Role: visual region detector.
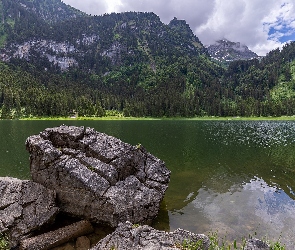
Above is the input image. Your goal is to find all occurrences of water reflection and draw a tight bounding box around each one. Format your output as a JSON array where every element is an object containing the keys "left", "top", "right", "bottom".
[
  {"left": 168, "top": 177, "right": 295, "bottom": 248},
  {"left": 164, "top": 121, "right": 295, "bottom": 248}
]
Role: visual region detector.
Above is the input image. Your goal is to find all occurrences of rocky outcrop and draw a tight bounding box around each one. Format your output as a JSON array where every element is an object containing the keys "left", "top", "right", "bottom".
[
  {"left": 0, "top": 177, "right": 59, "bottom": 248},
  {"left": 90, "top": 222, "right": 270, "bottom": 250},
  {"left": 26, "top": 125, "right": 171, "bottom": 227},
  {"left": 206, "top": 39, "right": 259, "bottom": 63},
  {"left": 91, "top": 221, "right": 210, "bottom": 250},
  {"left": 245, "top": 238, "right": 270, "bottom": 250}
]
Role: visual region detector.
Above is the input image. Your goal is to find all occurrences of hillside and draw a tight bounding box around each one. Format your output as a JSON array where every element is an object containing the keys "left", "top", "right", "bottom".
[{"left": 0, "top": 0, "right": 295, "bottom": 118}]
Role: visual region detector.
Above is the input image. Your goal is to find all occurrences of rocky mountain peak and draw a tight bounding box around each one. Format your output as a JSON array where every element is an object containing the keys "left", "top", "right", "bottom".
[
  {"left": 3, "top": 0, "right": 85, "bottom": 24},
  {"left": 168, "top": 17, "right": 195, "bottom": 38},
  {"left": 206, "top": 38, "right": 258, "bottom": 63}
]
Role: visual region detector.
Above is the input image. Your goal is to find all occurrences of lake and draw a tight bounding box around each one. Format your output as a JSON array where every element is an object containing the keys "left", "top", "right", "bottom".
[{"left": 1, "top": 120, "right": 295, "bottom": 247}]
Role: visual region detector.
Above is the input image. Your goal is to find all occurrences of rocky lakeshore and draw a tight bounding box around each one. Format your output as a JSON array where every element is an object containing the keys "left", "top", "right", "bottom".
[{"left": 0, "top": 125, "right": 271, "bottom": 249}]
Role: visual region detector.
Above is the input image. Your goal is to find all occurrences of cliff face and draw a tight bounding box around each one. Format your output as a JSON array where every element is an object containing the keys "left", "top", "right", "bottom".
[
  {"left": 0, "top": 0, "right": 208, "bottom": 72},
  {"left": 1, "top": 36, "right": 99, "bottom": 70},
  {"left": 206, "top": 39, "right": 259, "bottom": 63}
]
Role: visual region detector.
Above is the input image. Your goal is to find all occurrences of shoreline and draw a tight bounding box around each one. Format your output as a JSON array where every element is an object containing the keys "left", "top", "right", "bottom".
[{"left": 14, "top": 115, "right": 295, "bottom": 121}]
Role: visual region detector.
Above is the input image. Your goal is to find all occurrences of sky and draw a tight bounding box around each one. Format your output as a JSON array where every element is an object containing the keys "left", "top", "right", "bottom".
[{"left": 62, "top": 0, "right": 295, "bottom": 56}]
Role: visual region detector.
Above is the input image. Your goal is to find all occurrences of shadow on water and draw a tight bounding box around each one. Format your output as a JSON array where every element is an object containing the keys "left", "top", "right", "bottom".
[{"left": 1, "top": 120, "right": 295, "bottom": 247}]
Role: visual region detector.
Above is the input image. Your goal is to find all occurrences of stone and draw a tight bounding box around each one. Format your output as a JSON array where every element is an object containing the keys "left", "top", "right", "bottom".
[
  {"left": 26, "top": 125, "right": 171, "bottom": 227},
  {"left": 76, "top": 236, "right": 91, "bottom": 250},
  {"left": 0, "top": 177, "right": 59, "bottom": 248},
  {"left": 19, "top": 220, "right": 93, "bottom": 250},
  {"left": 91, "top": 221, "right": 210, "bottom": 250},
  {"left": 245, "top": 238, "right": 270, "bottom": 250}
]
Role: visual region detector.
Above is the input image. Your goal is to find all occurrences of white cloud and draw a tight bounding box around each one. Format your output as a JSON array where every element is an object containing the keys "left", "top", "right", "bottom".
[
  {"left": 106, "top": 0, "right": 124, "bottom": 13},
  {"left": 62, "top": 0, "right": 295, "bottom": 56}
]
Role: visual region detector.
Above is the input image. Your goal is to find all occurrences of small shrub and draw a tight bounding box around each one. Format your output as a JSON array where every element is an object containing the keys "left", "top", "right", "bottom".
[
  {"left": 132, "top": 223, "right": 140, "bottom": 228},
  {"left": 270, "top": 241, "right": 286, "bottom": 250},
  {"left": 181, "top": 239, "right": 204, "bottom": 250},
  {"left": 0, "top": 233, "right": 9, "bottom": 250}
]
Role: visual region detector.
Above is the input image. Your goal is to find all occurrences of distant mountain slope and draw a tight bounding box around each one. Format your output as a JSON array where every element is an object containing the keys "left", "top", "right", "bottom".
[
  {"left": 3, "top": 0, "right": 85, "bottom": 24},
  {"left": 0, "top": 10, "right": 209, "bottom": 73},
  {"left": 0, "top": 0, "right": 85, "bottom": 46},
  {"left": 2, "top": 0, "right": 295, "bottom": 119},
  {"left": 206, "top": 39, "right": 258, "bottom": 63}
]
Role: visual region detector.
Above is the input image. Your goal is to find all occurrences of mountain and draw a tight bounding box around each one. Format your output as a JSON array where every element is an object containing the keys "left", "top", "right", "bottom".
[
  {"left": 1, "top": 0, "right": 295, "bottom": 119},
  {"left": 0, "top": 1, "right": 208, "bottom": 72},
  {"left": 2, "top": 0, "right": 84, "bottom": 24},
  {"left": 0, "top": 0, "right": 85, "bottom": 47},
  {"left": 206, "top": 39, "right": 259, "bottom": 63},
  {"left": 0, "top": 0, "right": 223, "bottom": 118}
]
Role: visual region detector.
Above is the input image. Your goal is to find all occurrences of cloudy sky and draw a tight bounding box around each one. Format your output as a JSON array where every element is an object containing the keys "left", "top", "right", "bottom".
[{"left": 62, "top": 0, "right": 295, "bottom": 56}]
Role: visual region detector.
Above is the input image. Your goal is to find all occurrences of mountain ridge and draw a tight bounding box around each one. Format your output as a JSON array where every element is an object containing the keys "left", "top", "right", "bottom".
[
  {"left": 0, "top": 7, "right": 209, "bottom": 73},
  {"left": 206, "top": 38, "right": 259, "bottom": 63}
]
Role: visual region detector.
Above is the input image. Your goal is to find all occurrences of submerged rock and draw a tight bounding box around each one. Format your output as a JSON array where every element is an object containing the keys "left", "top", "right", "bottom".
[
  {"left": 26, "top": 125, "right": 171, "bottom": 227},
  {"left": 91, "top": 221, "right": 210, "bottom": 250},
  {"left": 0, "top": 177, "right": 59, "bottom": 248}
]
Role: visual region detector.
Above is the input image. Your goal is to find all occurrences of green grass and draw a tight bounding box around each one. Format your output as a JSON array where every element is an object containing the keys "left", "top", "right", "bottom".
[
  {"left": 19, "top": 116, "right": 160, "bottom": 121},
  {"left": 180, "top": 239, "right": 204, "bottom": 250},
  {"left": 0, "top": 233, "right": 9, "bottom": 250},
  {"left": 17, "top": 115, "right": 295, "bottom": 121},
  {"left": 206, "top": 232, "right": 286, "bottom": 250},
  {"left": 175, "top": 236, "right": 285, "bottom": 250}
]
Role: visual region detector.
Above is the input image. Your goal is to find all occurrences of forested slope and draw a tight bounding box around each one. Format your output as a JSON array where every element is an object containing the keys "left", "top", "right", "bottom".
[{"left": 1, "top": 0, "right": 295, "bottom": 118}]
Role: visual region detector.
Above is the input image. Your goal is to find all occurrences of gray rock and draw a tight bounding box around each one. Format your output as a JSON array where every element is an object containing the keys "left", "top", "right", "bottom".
[
  {"left": 206, "top": 39, "right": 259, "bottom": 62},
  {"left": 245, "top": 238, "right": 270, "bottom": 250},
  {"left": 0, "top": 177, "right": 59, "bottom": 248},
  {"left": 91, "top": 221, "right": 210, "bottom": 250},
  {"left": 26, "top": 125, "right": 171, "bottom": 227}
]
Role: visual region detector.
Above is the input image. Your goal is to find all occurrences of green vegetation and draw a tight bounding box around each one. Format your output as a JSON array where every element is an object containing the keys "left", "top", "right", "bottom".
[
  {"left": 175, "top": 233, "right": 286, "bottom": 250},
  {"left": 1, "top": 0, "right": 295, "bottom": 120},
  {"left": 132, "top": 224, "right": 140, "bottom": 228},
  {"left": 206, "top": 232, "right": 286, "bottom": 250},
  {"left": 0, "top": 233, "right": 9, "bottom": 250},
  {"left": 180, "top": 239, "right": 204, "bottom": 249}
]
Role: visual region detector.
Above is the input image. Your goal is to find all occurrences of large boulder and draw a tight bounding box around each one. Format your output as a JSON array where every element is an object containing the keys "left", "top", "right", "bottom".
[
  {"left": 26, "top": 125, "right": 171, "bottom": 227},
  {"left": 91, "top": 221, "right": 210, "bottom": 250},
  {"left": 0, "top": 177, "right": 59, "bottom": 248}
]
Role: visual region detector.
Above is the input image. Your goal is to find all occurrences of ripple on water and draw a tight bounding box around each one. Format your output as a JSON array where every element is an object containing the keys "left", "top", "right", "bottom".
[{"left": 205, "top": 121, "right": 295, "bottom": 148}]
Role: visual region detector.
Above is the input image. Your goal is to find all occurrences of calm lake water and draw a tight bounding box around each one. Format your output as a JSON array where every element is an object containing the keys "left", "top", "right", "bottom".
[{"left": 1, "top": 120, "right": 295, "bottom": 247}]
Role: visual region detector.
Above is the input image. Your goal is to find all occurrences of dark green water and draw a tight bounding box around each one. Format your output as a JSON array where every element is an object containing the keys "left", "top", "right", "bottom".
[{"left": 1, "top": 120, "right": 295, "bottom": 247}]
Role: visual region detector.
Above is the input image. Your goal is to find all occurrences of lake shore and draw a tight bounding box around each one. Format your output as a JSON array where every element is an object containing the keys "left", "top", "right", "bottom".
[{"left": 18, "top": 115, "right": 295, "bottom": 121}]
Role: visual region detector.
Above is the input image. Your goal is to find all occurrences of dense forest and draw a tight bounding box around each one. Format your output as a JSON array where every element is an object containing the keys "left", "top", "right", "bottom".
[{"left": 1, "top": 0, "right": 295, "bottom": 119}]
